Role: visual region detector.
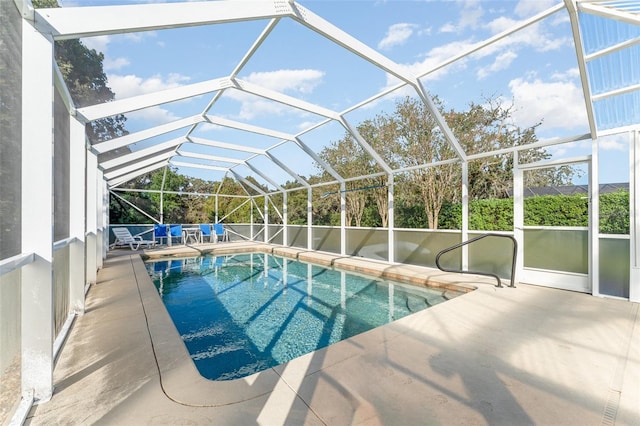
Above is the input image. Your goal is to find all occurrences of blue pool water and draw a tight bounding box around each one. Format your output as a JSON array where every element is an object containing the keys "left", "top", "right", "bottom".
[{"left": 145, "top": 253, "right": 462, "bottom": 380}]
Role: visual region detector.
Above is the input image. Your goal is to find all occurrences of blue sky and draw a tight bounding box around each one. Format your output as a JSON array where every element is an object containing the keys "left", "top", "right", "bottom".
[{"left": 60, "top": 0, "right": 633, "bottom": 187}]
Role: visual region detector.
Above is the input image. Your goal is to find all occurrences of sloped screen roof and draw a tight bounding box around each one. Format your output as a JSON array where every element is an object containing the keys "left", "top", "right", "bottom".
[{"left": 32, "top": 0, "right": 640, "bottom": 192}]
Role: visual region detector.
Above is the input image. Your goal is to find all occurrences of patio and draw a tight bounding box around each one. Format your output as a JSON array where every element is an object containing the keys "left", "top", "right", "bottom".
[{"left": 25, "top": 243, "right": 640, "bottom": 425}]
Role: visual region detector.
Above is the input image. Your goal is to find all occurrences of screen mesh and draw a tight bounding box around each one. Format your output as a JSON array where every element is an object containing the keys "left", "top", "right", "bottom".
[
  {"left": 54, "top": 88, "right": 70, "bottom": 241},
  {"left": 0, "top": 0, "right": 22, "bottom": 259}
]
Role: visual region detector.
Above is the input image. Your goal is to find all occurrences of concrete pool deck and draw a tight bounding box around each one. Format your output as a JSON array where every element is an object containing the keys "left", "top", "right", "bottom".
[{"left": 26, "top": 242, "right": 640, "bottom": 425}]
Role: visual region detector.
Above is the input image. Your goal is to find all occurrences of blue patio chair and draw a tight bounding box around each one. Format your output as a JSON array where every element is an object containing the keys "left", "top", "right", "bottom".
[
  {"left": 199, "top": 224, "right": 214, "bottom": 243},
  {"left": 153, "top": 223, "right": 168, "bottom": 245},
  {"left": 169, "top": 224, "right": 183, "bottom": 245},
  {"left": 213, "top": 223, "right": 228, "bottom": 242}
]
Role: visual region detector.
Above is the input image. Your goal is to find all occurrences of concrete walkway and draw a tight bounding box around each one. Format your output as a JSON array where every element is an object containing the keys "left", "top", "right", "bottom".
[{"left": 26, "top": 243, "right": 639, "bottom": 425}]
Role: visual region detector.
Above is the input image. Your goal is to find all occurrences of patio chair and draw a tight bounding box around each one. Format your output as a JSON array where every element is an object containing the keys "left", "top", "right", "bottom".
[
  {"left": 213, "top": 223, "right": 229, "bottom": 242},
  {"left": 111, "top": 227, "right": 156, "bottom": 250},
  {"left": 169, "top": 224, "right": 183, "bottom": 245},
  {"left": 199, "top": 224, "right": 214, "bottom": 243},
  {"left": 153, "top": 223, "right": 168, "bottom": 245}
]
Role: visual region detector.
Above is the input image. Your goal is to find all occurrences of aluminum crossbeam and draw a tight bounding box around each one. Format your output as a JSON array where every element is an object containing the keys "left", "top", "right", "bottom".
[
  {"left": 244, "top": 161, "right": 285, "bottom": 192},
  {"left": 230, "top": 170, "right": 266, "bottom": 195},
  {"left": 93, "top": 115, "right": 204, "bottom": 154},
  {"left": 265, "top": 152, "right": 310, "bottom": 188},
  {"left": 578, "top": 1, "right": 640, "bottom": 26},
  {"left": 100, "top": 137, "right": 185, "bottom": 169},
  {"left": 288, "top": 2, "right": 416, "bottom": 84},
  {"left": 205, "top": 115, "right": 295, "bottom": 141},
  {"left": 176, "top": 150, "right": 245, "bottom": 164},
  {"left": 77, "top": 78, "right": 231, "bottom": 122},
  {"left": 34, "top": 1, "right": 294, "bottom": 40},
  {"left": 170, "top": 160, "right": 228, "bottom": 172},
  {"left": 104, "top": 150, "right": 175, "bottom": 180},
  {"left": 108, "top": 160, "right": 169, "bottom": 187},
  {"left": 232, "top": 78, "right": 340, "bottom": 119},
  {"left": 186, "top": 136, "right": 266, "bottom": 154}
]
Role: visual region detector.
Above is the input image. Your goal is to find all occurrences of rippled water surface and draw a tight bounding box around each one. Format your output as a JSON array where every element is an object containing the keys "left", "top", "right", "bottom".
[{"left": 145, "top": 253, "right": 462, "bottom": 380}]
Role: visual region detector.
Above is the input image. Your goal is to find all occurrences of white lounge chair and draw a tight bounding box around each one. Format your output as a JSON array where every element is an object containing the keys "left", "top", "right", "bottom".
[{"left": 111, "top": 227, "right": 156, "bottom": 250}]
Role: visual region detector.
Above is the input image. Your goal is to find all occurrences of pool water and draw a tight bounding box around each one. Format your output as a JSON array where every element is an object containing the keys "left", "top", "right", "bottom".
[{"left": 145, "top": 253, "right": 462, "bottom": 380}]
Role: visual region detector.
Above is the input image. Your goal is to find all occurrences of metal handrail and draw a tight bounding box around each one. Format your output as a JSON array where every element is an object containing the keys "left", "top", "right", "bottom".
[{"left": 435, "top": 233, "right": 517, "bottom": 288}]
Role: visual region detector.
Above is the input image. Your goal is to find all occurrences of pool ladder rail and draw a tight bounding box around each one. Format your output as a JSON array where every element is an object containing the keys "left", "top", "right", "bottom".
[{"left": 435, "top": 233, "right": 517, "bottom": 288}]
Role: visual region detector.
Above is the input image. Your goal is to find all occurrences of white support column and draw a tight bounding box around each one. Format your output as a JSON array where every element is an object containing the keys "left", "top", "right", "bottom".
[
  {"left": 630, "top": 130, "right": 640, "bottom": 302},
  {"left": 307, "top": 188, "right": 313, "bottom": 250},
  {"left": 21, "top": 22, "right": 54, "bottom": 402},
  {"left": 387, "top": 174, "right": 395, "bottom": 263},
  {"left": 590, "top": 138, "right": 600, "bottom": 296},
  {"left": 250, "top": 200, "right": 254, "bottom": 241},
  {"left": 86, "top": 151, "right": 98, "bottom": 286},
  {"left": 461, "top": 161, "right": 469, "bottom": 270},
  {"left": 513, "top": 151, "right": 524, "bottom": 283},
  {"left": 69, "top": 116, "right": 86, "bottom": 314},
  {"left": 283, "top": 192, "right": 288, "bottom": 246},
  {"left": 95, "top": 169, "right": 105, "bottom": 268},
  {"left": 263, "top": 196, "right": 269, "bottom": 243},
  {"left": 214, "top": 194, "right": 219, "bottom": 224},
  {"left": 100, "top": 175, "right": 108, "bottom": 263},
  {"left": 340, "top": 182, "right": 346, "bottom": 256}
]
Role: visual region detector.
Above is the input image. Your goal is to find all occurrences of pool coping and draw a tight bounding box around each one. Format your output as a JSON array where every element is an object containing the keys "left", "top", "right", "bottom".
[
  {"left": 139, "top": 242, "right": 486, "bottom": 406},
  {"left": 142, "top": 242, "right": 483, "bottom": 293}
]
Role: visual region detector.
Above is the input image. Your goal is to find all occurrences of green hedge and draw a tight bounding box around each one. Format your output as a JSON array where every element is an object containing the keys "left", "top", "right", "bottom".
[{"left": 438, "top": 190, "right": 629, "bottom": 234}]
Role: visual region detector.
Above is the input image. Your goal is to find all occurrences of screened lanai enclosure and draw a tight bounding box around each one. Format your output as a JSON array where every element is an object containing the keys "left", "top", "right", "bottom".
[{"left": 1, "top": 0, "right": 640, "bottom": 421}]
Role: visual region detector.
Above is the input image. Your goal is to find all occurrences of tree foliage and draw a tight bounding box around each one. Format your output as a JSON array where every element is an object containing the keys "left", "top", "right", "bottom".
[{"left": 33, "top": 0, "right": 129, "bottom": 160}]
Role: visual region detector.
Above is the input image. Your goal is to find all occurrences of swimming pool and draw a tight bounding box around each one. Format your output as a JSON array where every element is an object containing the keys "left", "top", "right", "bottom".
[{"left": 145, "top": 253, "right": 463, "bottom": 380}]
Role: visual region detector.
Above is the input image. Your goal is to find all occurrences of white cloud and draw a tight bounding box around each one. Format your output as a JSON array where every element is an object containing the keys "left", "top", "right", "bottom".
[
  {"left": 477, "top": 50, "right": 517, "bottom": 79},
  {"left": 82, "top": 35, "right": 111, "bottom": 53},
  {"left": 106, "top": 73, "right": 191, "bottom": 126},
  {"left": 126, "top": 106, "right": 179, "bottom": 126},
  {"left": 226, "top": 69, "right": 325, "bottom": 120},
  {"left": 439, "top": 0, "right": 484, "bottom": 33},
  {"left": 514, "top": 0, "right": 558, "bottom": 18},
  {"left": 107, "top": 73, "right": 191, "bottom": 99},
  {"left": 390, "top": 38, "right": 476, "bottom": 85},
  {"left": 506, "top": 73, "right": 587, "bottom": 132},
  {"left": 599, "top": 134, "right": 627, "bottom": 151},
  {"left": 104, "top": 57, "right": 130, "bottom": 71},
  {"left": 233, "top": 96, "right": 290, "bottom": 121},
  {"left": 244, "top": 69, "right": 324, "bottom": 94},
  {"left": 396, "top": 12, "right": 567, "bottom": 85},
  {"left": 378, "top": 23, "right": 419, "bottom": 50}
]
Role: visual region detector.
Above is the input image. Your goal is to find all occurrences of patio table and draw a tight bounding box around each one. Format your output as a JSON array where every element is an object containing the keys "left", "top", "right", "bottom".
[{"left": 182, "top": 227, "right": 201, "bottom": 244}]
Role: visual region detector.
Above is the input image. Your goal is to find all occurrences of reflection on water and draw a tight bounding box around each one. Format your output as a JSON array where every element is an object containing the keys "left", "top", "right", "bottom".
[{"left": 146, "top": 253, "right": 463, "bottom": 380}]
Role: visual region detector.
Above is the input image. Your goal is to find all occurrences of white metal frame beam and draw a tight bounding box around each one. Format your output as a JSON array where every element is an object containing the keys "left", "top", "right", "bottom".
[
  {"left": 108, "top": 160, "right": 169, "bottom": 187},
  {"left": 93, "top": 115, "right": 204, "bottom": 154},
  {"left": 175, "top": 150, "right": 245, "bottom": 165},
  {"left": 565, "top": 0, "right": 599, "bottom": 139},
  {"left": 77, "top": 78, "right": 230, "bottom": 122},
  {"left": 578, "top": 1, "right": 640, "bottom": 26},
  {"left": 232, "top": 78, "right": 340, "bottom": 120},
  {"left": 187, "top": 136, "right": 266, "bottom": 154},
  {"left": 104, "top": 150, "right": 176, "bottom": 180},
  {"left": 34, "top": 1, "right": 293, "bottom": 40},
  {"left": 100, "top": 137, "right": 185, "bottom": 170},
  {"left": 289, "top": 2, "right": 415, "bottom": 84}
]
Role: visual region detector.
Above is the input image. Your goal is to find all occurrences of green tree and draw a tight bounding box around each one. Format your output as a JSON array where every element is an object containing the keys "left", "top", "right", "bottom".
[
  {"left": 392, "top": 96, "right": 459, "bottom": 229},
  {"left": 448, "top": 97, "right": 577, "bottom": 200},
  {"left": 318, "top": 135, "right": 370, "bottom": 226},
  {"left": 600, "top": 190, "right": 629, "bottom": 234},
  {"left": 33, "top": 0, "right": 129, "bottom": 162}
]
